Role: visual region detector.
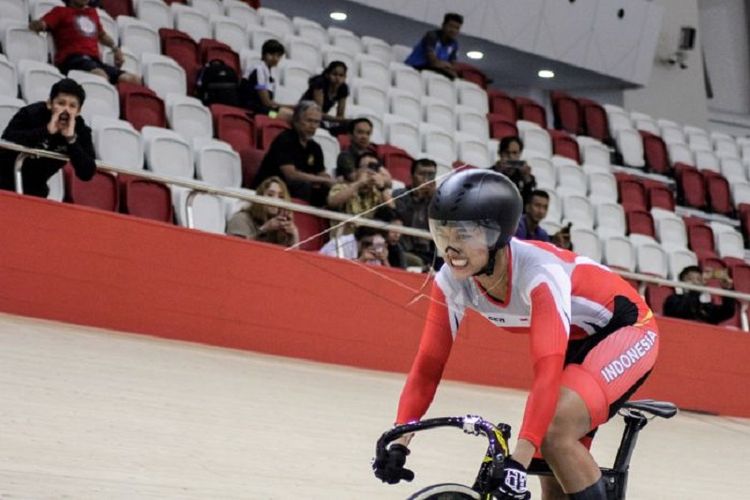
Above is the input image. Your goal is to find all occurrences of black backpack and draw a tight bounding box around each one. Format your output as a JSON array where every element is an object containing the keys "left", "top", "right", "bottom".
[{"left": 196, "top": 59, "right": 239, "bottom": 106}]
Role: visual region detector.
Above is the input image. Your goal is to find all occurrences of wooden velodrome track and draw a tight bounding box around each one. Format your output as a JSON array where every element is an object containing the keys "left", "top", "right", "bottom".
[{"left": 1, "top": 312, "right": 748, "bottom": 499}]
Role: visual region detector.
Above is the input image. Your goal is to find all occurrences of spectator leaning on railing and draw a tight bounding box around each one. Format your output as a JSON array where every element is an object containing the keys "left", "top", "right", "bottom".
[
  {"left": 404, "top": 12, "right": 463, "bottom": 80},
  {"left": 226, "top": 175, "right": 299, "bottom": 247},
  {"left": 0, "top": 79, "right": 96, "bottom": 198},
  {"left": 663, "top": 265, "right": 736, "bottom": 325},
  {"left": 28, "top": 0, "right": 140, "bottom": 85}
]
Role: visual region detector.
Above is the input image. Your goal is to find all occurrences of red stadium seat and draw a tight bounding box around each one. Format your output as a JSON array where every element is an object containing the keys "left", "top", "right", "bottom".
[
  {"left": 729, "top": 263, "right": 750, "bottom": 293},
  {"left": 118, "top": 82, "right": 166, "bottom": 130},
  {"left": 119, "top": 175, "right": 174, "bottom": 223},
  {"left": 618, "top": 179, "right": 648, "bottom": 211},
  {"left": 488, "top": 114, "right": 518, "bottom": 141},
  {"left": 704, "top": 172, "right": 734, "bottom": 216},
  {"left": 548, "top": 130, "right": 580, "bottom": 163},
  {"left": 688, "top": 223, "right": 717, "bottom": 256},
  {"left": 291, "top": 197, "right": 327, "bottom": 251},
  {"left": 551, "top": 91, "right": 582, "bottom": 135},
  {"left": 100, "top": 0, "right": 133, "bottom": 18},
  {"left": 515, "top": 96, "right": 547, "bottom": 129},
  {"left": 625, "top": 208, "right": 655, "bottom": 237},
  {"left": 198, "top": 39, "right": 241, "bottom": 76},
  {"left": 63, "top": 165, "right": 118, "bottom": 212},
  {"left": 454, "top": 62, "right": 489, "bottom": 89},
  {"left": 239, "top": 147, "right": 265, "bottom": 188},
  {"left": 647, "top": 184, "right": 675, "bottom": 211},
  {"left": 254, "top": 114, "right": 291, "bottom": 150},
  {"left": 210, "top": 103, "right": 255, "bottom": 151},
  {"left": 378, "top": 144, "right": 413, "bottom": 185},
  {"left": 644, "top": 284, "right": 674, "bottom": 316},
  {"left": 488, "top": 90, "right": 517, "bottom": 122},
  {"left": 677, "top": 165, "right": 707, "bottom": 210},
  {"left": 578, "top": 98, "right": 611, "bottom": 145},
  {"left": 639, "top": 131, "right": 671, "bottom": 175},
  {"left": 160, "top": 28, "right": 200, "bottom": 95}
]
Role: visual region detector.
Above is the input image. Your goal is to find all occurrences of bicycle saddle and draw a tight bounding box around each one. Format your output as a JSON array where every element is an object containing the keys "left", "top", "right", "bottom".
[{"left": 622, "top": 399, "right": 678, "bottom": 419}]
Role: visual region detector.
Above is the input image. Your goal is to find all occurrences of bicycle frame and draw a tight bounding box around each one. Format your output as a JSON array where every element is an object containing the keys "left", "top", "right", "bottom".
[{"left": 375, "top": 399, "right": 677, "bottom": 500}]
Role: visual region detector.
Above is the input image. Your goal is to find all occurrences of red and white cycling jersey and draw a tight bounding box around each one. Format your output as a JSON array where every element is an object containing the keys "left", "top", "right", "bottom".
[{"left": 396, "top": 237, "right": 655, "bottom": 449}]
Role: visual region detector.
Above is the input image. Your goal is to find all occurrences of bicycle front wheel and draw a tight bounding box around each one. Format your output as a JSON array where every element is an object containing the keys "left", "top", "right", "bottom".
[{"left": 407, "top": 483, "right": 481, "bottom": 500}]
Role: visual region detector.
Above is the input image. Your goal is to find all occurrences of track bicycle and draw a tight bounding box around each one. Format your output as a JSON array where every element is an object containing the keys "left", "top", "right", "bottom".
[{"left": 374, "top": 399, "right": 677, "bottom": 500}]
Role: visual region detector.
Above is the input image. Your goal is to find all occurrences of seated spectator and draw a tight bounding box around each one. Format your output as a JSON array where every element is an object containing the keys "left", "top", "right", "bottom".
[
  {"left": 515, "top": 189, "right": 551, "bottom": 242},
  {"left": 300, "top": 61, "right": 350, "bottom": 134},
  {"left": 28, "top": 0, "right": 139, "bottom": 85},
  {"left": 354, "top": 226, "right": 390, "bottom": 266},
  {"left": 373, "top": 205, "right": 408, "bottom": 269},
  {"left": 336, "top": 118, "right": 392, "bottom": 186},
  {"left": 319, "top": 206, "right": 407, "bottom": 269},
  {"left": 226, "top": 176, "right": 299, "bottom": 247},
  {"left": 250, "top": 101, "right": 333, "bottom": 207},
  {"left": 663, "top": 265, "right": 736, "bottom": 325},
  {"left": 393, "top": 158, "right": 438, "bottom": 268},
  {"left": 404, "top": 12, "right": 463, "bottom": 80},
  {"left": 240, "top": 39, "right": 293, "bottom": 120},
  {"left": 0, "top": 79, "right": 95, "bottom": 198},
  {"left": 327, "top": 151, "right": 391, "bottom": 218},
  {"left": 491, "top": 136, "right": 536, "bottom": 203}
]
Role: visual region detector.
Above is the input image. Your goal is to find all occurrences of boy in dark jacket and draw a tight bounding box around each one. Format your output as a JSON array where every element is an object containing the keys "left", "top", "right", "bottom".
[{"left": 0, "top": 78, "right": 96, "bottom": 198}]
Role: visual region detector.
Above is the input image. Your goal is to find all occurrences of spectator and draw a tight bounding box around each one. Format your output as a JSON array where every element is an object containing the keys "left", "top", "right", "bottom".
[
  {"left": 373, "top": 205, "right": 408, "bottom": 269},
  {"left": 300, "top": 61, "right": 350, "bottom": 134},
  {"left": 0, "top": 79, "right": 95, "bottom": 198},
  {"left": 327, "top": 151, "right": 391, "bottom": 218},
  {"left": 663, "top": 265, "right": 736, "bottom": 325},
  {"left": 250, "top": 101, "right": 333, "bottom": 207},
  {"left": 355, "top": 225, "right": 389, "bottom": 266},
  {"left": 393, "top": 158, "right": 438, "bottom": 268},
  {"left": 240, "top": 39, "right": 293, "bottom": 120},
  {"left": 514, "top": 189, "right": 572, "bottom": 250},
  {"left": 491, "top": 136, "right": 536, "bottom": 203},
  {"left": 337, "top": 118, "right": 392, "bottom": 186},
  {"left": 404, "top": 13, "right": 463, "bottom": 80},
  {"left": 28, "top": 0, "right": 139, "bottom": 85},
  {"left": 319, "top": 206, "right": 407, "bottom": 269},
  {"left": 226, "top": 176, "right": 299, "bottom": 247}
]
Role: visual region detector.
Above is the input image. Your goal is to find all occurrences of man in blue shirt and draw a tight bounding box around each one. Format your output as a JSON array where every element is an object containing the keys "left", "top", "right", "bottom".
[
  {"left": 404, "top": 13, "right": 463, "bottom": 80},
  {"left": 515, "top": 189, "right": 552, "bottom": 242}
]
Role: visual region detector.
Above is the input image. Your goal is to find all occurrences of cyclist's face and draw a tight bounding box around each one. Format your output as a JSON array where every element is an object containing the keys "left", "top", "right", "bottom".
[{"left": 431, "top": 223, "right": 489, "bottom": 279}]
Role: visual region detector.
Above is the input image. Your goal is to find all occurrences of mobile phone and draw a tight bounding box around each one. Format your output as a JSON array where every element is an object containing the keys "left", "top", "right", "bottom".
[{"left": 505, "top": 160, "right": 525, "bottom": 169}]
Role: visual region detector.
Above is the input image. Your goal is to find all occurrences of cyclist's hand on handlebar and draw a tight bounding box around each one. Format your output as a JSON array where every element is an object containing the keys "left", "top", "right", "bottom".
[
  {"left": 373, "top": 444, "right": 414, "bottom": 484},
  {"left": 493, "top": 457, "right": 531, "bottom": 500}
]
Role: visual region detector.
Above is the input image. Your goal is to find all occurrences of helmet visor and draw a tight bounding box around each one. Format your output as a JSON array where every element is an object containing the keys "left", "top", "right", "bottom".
[{"left": 428, "top": 219, "right": 502, "bottom": 257}]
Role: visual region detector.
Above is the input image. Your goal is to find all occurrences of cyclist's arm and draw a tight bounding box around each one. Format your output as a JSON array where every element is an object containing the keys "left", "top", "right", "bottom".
[
  {"left": 513, "top": 282, "right": 568, "bottom": 467},
  {"left": 393, "top": 283, "right": 454, "bottom": 444}
]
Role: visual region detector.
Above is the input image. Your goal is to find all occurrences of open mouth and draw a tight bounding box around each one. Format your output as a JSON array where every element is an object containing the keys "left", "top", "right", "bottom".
[{"left": 449, "top": 256, "right": 469, "bottom": 269}]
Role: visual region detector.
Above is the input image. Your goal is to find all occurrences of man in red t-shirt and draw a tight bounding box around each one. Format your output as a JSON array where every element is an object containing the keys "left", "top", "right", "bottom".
[{"left": 29, "top": 0, "right": 139, "bottom": 85}]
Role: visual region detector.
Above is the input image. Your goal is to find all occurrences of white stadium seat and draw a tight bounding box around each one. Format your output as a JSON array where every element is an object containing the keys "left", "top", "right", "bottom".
[
  {"left": 571, "top": 228, "right": 602, "bottom": 263},
  {"left": 258, "top": 7, "right": 294, "bottom": 38},
  {"left": 556, "top": 163, "right": 587, "bottom": 196},
  {"left": 90, "top": 116, "right": 143, "bottom": 171},
  {"left": 171, "top": 185, "right": 226, "bottom": 233},
  {"left": 667, "top": 142, "right": 694, "bottom": 166},
  {"left": 102, "top": 46, "right": 141, "bottom": 77},
  {"left": 190, "top": 0, "right": 223, "bottom": 17},
  {"left": 362, "top": 35, "right": 393, "bottom": 64},
  {"left": 456, "top": 137, "right": 490, "bottom": 167},
  {"left": 615, "top": 128, "right": 645, "bottom": 168},
  {"left": 0, "top": 95, "right": 26, "bottom": 133},
  {"left": 667, "top": 248, "right": 697, "bottom": 280},
  {"left": 730, "top": 182, "right": 750, "bottom": 207},
  {"left": 30, "top": 0, "right": 63, "bottom": 20},
  {"left": 686, "top": 131, "right": 712, "bottom": 152},
  {"left": 0, "top": 0, "right": 29, "bottom": 23},
  {"left": 577, "top": 136, "right": 610, "bottom": 168},
  {"left": 329, "top": 30, "right": 363, "bottom": 55},
  {"left": 248, "top": 26, "right": 276, "bottom": 51},
  {"left": 455, "top": 105, "right": 488, "bottom": 138},
  {"left": 277, "top": 60, "right": 313, "bottom": 90},
  {"left": 694, "top": 150, "right": 720, "bottom": 173},
  {"left": 67, "top": 70, "right": 120, "bottom": 122},
  {"left": 18, "top": 60, "right": 62, "bottom": 103},
  {"left": 225, "top": 0, "right": 260, "bottom": 29},
  {"left": 587, "top": 172, "right": 618, "bottom": 204},
  {"left": 351, "top": 79, "right": 387, "bottom": 114},
  {"left": 420, "top": 124, "right": 455, "bottom": 166},
  {"left": 594, "top": 202, "right": 626, "bottom": 238},
  {"left": 421, "top": 97, "right": 455, "bottom": 132},
  {"left": 520, "top": 127, "right": 552, "bottom": 159},
  {"left": 0, "top": 54, "right": 18, "bottom": 98},
  {"left": 545, "top": 190, "right": 561, "bottom": 224},
  {"left": 455, "top": 79, "right": 488, "bottom": 114},
  {"left": 292, "top": 16, "right": 327, "bottom": 46},
  {"left": 655, "top": 216, "right": 688, "bottom": 250},
  {"left": 390, "top": 62, "right": 423, "bottom": 97},
  {"left": 719, "top": 157, "right": 746, "bottom": 182},
  {"left": 526, "top": 157, "right": 555, "bottom": 191},
  {"left": 387, "top": 88, "right": 421, "bottom": 124},
  {"left": 634, "top": 241, "right": 668, "bottom": 278},
  {"left": 321, "top": 45, "right": 354, "bottom": 73},
  {"left": 313, "top": 128, "right": 341, "bottom": 177},
  {"left": 141, "top": 53, "right": 187, "bottom": 99},
  {"left": 141, "top": 126, "right": 194, "bottom": 179},
  {"left": 714, "top": 138, "right": 739, "bottom": 159},
  {"left": 135, "top": 0, "right": 173, "bottom": 31},
  {"left": 602, "top": 235, "right": 636, "bottom": 271},
  {"left": 193, "top": 137, "right": 241, "bottom": 188},
  {"left": 1, "top": 21, "right": 49, "bottom": 65},
  {"left": 171, "top": 4, "right": 211, "bottom": 43},
  {"left": 711, "top": 223, "right": 745, "bottom": 259},
  {"left": 384, "top": 114, "right": 419, "bottom": 158},
  {"left": 284, "top": 36, "right": 322, "bottom": 72},
  {"left": 660, "top": 125, "right": 685, "bottom": 145},
  {"left": 165, "top": 93, "right": 213, "bottom": 141},
  {"left": 561, "top": 194, "right": 594, "bottom": 229},
  {"left": 355, "top": 54, "right": 390, "bottom": 89},
  {"left": 422, "top": 71, "right": 456, "bottom": 104},
  {"left": 211, "top": 15, "right": 249, "bottom": 55},
  {"left": 117, "top": 16, "right": 160, "bottom": 58}
]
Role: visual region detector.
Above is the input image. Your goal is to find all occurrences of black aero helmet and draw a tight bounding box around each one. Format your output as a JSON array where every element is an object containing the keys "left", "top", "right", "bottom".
[{"left": 428, "top": 169, "right": 522, "bottom": 274}]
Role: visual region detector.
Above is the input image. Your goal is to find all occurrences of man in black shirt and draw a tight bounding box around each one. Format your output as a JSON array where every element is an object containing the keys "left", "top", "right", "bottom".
[
  {"left": 251, "top": 100, "right": 334, "bottom": 206},
  {"left": 663, "top": 265, "right": 736, "bottom": 325},
  {"left": 1, "top": 78, "right": 96, "bottom": 198},
  {"left": 393, "top": 158, "right": 438, "bottom": 268}
]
